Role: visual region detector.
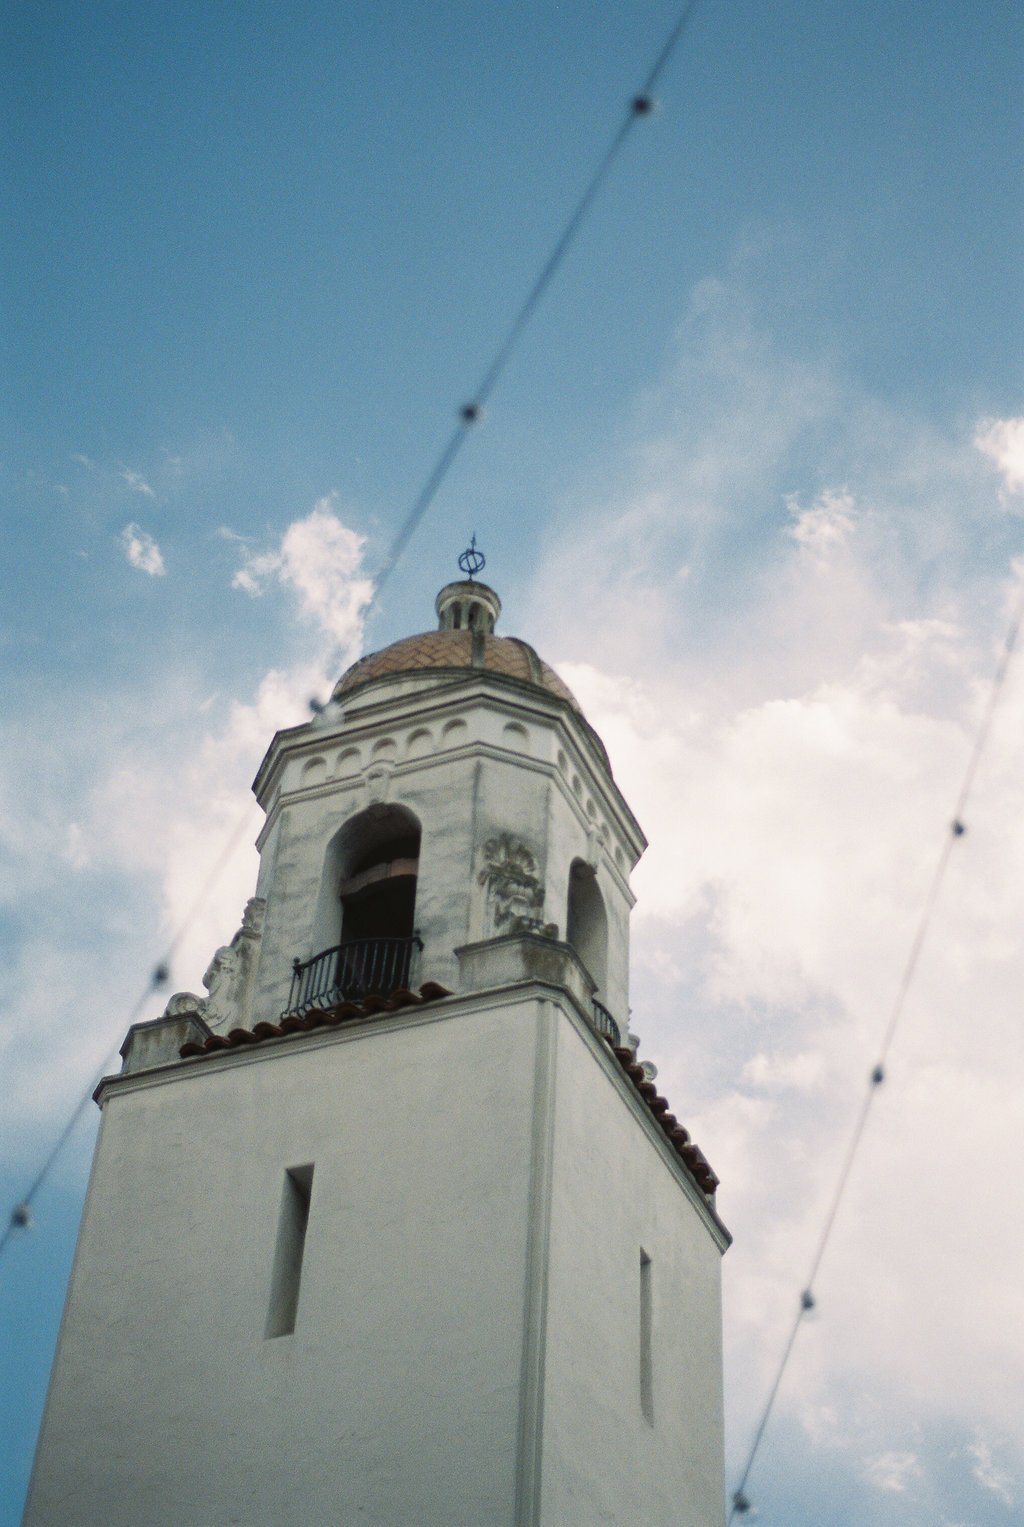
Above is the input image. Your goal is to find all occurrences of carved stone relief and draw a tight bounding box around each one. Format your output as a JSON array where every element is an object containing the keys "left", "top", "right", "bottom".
[
  {"left": 478, "top": 833, "right": 556, "bottom": 939},
  {"left": 362, "top": 762, "right": 394, "bottom": 805},
  {"left": 162, "top": 895, "right": 267, "bottom": 1034},
  {"left": 201, "top": 944, "right": 244, "bottom": 1029},
  {"left": 162, "top": 991, "right": 205, "bottom": 1017}
]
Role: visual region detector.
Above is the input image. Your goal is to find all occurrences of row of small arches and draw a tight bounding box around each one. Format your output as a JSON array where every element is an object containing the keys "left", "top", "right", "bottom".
[
  {"left": 555, "top": 749, "right": 625, "bottom": 870},
  {"left": 299, "top": 719, "right": 533, "bottom": 785},
  {"left": 297, "top": 731, "right": 625, "bottom": 872}
]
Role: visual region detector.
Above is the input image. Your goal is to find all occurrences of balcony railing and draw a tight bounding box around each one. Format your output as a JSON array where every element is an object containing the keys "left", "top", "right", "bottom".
[
  {"left": 286, "top": 934, "right": 423, "bottom": 1017},
  {"left": 591, "top": 998, "right": 621, "bottom": 1045}
]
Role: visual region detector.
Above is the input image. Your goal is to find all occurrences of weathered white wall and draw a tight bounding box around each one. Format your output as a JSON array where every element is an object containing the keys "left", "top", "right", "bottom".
[
  {"left": 26, "top": 993, "right": 727, "bottom": 1527},
  {"left": 25, "top": 1002, "right": 538, "bottom": 1527},
  {"left": 539, "top": 1016, "right": 728, "bottom": 1527},
  {"left": 246, "top": 673, "right": 643, "bottom": 1035}
]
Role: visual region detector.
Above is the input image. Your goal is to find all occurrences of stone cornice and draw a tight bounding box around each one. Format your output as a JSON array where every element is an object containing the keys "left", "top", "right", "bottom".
[
  {"left": 95, "top": 981, "right": 729, "bottom": 1252},
  {"left": 251, "top": 674, "right": 646, "bottom": 865},
  {"left": 252, "top": 669, "right": 643, "bottom": 850}
]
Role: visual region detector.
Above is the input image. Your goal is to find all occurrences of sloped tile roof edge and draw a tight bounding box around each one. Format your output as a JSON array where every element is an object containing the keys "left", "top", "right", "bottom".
[
  {"left": 606, "top": 1042, "right": 721, "bottom": 1200},
  {"left": 178, "top": 981, "right": 453, "bottom": 1059},
  {"left": 178, "top": 983, "right": 721, "bottom": 1202}
]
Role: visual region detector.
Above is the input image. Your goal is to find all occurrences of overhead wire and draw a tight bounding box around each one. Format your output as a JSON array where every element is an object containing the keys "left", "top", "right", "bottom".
[
  {"left": 728, "top": 574, "right": 1024, "bottom": 1521},
  {"left": 2, "top": 0, "right": 708, "bottom": 1257},
  {"left": 374, "top": 0, "right": 704, "bottom": 593},
  {"left": 0, "top": 803, "right": 262, "bottom": 1259}
]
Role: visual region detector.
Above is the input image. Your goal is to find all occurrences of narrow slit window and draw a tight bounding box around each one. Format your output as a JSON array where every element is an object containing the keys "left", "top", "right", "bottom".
[
  {"left": 640, "top": 1248, "right": 654, "bottom": 1424},
  {"left": 265, "top": 1164, "right": 314, "bottom": 1338}
]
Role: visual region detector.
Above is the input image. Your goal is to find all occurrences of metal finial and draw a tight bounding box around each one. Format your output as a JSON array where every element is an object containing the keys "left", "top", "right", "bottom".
[{"left": 458, "top": 534, "right": 485, "bottom": 581}]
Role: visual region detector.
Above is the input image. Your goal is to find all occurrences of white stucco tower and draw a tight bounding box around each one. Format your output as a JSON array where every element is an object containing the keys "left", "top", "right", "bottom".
[{"left": 25, "top": 565, "right": 730, "bottom": 1527}]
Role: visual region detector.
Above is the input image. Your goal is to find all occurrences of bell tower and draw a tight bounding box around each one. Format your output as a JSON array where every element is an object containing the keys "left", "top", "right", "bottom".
[{"left": 24, "top": 555, "right": 730, "bottom": 1527}]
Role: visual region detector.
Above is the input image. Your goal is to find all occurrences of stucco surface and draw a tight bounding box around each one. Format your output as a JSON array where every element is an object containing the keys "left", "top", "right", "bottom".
[
  {"left": 249, "top": 678, "right": 641, "bottom": 1031},
  {"left": 26, "top": 995, "right": 726, "bottom": 1527},
  {"left": 539, "top": 1017, "right": 727, "bottom": 1526},
  {"left": 25, "top": 1005, "right": 537, "bottom": 1527}
]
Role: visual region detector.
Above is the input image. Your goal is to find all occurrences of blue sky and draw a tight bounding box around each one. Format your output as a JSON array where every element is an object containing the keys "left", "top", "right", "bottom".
[{"left": 2, "top": 2, "right": 1023, "bottom": 1523}]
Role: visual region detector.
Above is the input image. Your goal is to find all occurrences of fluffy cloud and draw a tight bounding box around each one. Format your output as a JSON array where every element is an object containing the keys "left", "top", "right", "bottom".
[
  {"left": 527, "top": 276, "right": 1024, "bottom": 1521},
  {"left": 974, "top": 416, "right": 1024, "bottom": 501},
  {"left": 786, "top": 487, "right": 857, "bottom": 561},
  {"left": 966, "top": 1436, "right": 1015, "bottom": 1507},
  {"left": 552, "top": 569, "right": 1024, "bottom": 1521},
  {"left": 863, "top": 1451, "right": 924, "bottom": 1493},
  {"left": 132, "top": 500, "right": 372, "bottom": 978},
  {"left": 2, "top": 499, "right": 373, "bottom": 1143},
  {"left": 232, "top": 495, "right": 374, "bottom": 656},
  {"left": 119, "top": 466, "right": 156, "bottom": 497},
  {"left": 119, "top": 522, "right": 166, "bottom": 576}
]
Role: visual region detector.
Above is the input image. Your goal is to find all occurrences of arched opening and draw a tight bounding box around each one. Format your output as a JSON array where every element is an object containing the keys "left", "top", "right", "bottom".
[
  {"left": 290, "top": 805, "right": 422, "bottom": 1013},
  {"left": 337, "top": 807, "right": 419, "bottom": 945},
  {"left": 566, "top": 860, "right": 608, "bottom": 989},
  {"left": 566, "top": 859, "right": 612, "bottom": 1035}
]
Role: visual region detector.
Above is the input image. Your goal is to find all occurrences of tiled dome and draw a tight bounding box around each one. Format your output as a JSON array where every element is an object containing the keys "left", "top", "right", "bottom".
[
  {"left": 333, "top": 629, "right": 582, "bottom": 712},
  {"left": 331, "top": 578, "right": 611, "bottom": 773}
]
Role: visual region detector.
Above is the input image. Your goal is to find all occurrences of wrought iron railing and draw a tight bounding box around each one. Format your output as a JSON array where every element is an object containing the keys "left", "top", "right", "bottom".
[
  {"left": 591, "top": 998, "right": 621, "bottom": 1045},
  {"left": 286, "top": 934, "right": 423, "bottom": 1016}
]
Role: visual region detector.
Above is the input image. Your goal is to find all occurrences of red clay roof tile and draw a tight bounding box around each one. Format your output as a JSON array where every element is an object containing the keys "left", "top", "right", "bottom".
[
  {"left": 611, "top": 1043, "right": 718, "bottom": 1195},
  {"left": 179, "top": 982, "right": 453, "bottom": 1059},
  {"left": 176, "top": 984, "right": 718, "bottom": 1197}
]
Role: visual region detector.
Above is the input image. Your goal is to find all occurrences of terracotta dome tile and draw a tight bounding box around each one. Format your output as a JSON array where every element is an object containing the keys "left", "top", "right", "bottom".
[{"left": 334, "top": 630, "right": 583, "bottom": 714}]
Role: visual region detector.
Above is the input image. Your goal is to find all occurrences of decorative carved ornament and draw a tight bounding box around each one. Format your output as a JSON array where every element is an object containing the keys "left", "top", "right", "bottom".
[
  {"left": 163, "top": 896, "right": 267, "bottom": 1034},
  {"left": 478, "top": 833, "right": 556, "bottom": 938}
]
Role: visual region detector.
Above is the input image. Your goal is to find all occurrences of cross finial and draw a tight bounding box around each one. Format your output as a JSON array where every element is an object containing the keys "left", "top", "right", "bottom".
[{"left": 457, "top": 534, "right": 485, "bottom": 582}]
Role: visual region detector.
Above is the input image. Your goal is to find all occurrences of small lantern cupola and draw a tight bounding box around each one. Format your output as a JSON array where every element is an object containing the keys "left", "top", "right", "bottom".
[{"left": 435, "top": 537, "right": 501, "bottom": 634}]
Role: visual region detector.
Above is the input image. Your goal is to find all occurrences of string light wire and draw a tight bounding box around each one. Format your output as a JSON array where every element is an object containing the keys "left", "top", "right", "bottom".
[
  {"left": 2, "top": 1, "right": 707, "bottom": 1256},
  {"left": 373, "top": 0, "right": 703, "bottom": 592},
  {"left": 0, "top": 803, "right": 262, "bottom": 1259},
  {"left": 728, "top": 574, "right": 1024, "bottom": 1521}
]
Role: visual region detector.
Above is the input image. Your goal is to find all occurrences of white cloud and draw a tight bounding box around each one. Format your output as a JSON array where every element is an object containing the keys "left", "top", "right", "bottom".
[
  {"left": 0, "top": 664, "right": 331, "bottom": 1138},
  {"left": 71, "top": 453, "right": 96, "bottom": 470},
  {"left": 863, "top": 1451, "right": 923, "bottom": 1493},
  {"left": 1, "top": 500, "right": 375, "bottom": 1144},
  {"left": 64, "top": 822, "right": 89, "bottom": 869},
  {"left": 119, "top": 522, "right": 166, "bottom": 576},
  {"left": 974, "top": 416, "right": 1024, "bottom": 501},
  {"left": 554, "top": 575, "right": 1024, "bottom": 1487},
  {"left": 119, "top": 466, "right": 156, "bottom": 497},
  {"left": 231, "top": 495, "right": 374, "bottom": 656},
  {"left": 741, "top": 1051, "right": 825, "bottom": 1092},
  {"left": 966, "top": 1437, "right": 1015, "bottom": 1507},
  {"left": 526, "top": 277, "right": 1024, "bottom": 1520},
  {"left": 786, "top": 487, "right": 857, "bottom": 561}
]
